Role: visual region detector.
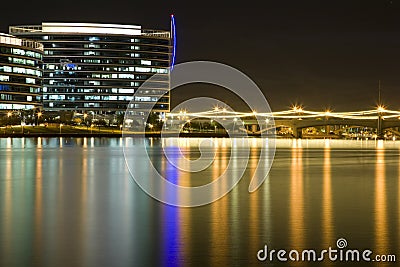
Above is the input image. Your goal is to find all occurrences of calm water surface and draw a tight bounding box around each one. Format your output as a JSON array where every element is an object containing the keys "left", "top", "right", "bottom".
[{"left": 0, "top": 137, "right": 398, "bottom": 267}]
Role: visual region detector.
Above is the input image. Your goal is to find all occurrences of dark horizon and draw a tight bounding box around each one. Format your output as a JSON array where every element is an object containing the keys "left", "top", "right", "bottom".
[{"left": 1, "top": 0, "right": 399, "bottom": 111}]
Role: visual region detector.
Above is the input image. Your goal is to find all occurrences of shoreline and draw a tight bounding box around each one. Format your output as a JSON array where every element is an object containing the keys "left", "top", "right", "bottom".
[
  {"left": 0, "top": 125, "right": 369, "bottom": 139},
  {"left": 0, "top": 132, "right": 355, "bottom": 139}
]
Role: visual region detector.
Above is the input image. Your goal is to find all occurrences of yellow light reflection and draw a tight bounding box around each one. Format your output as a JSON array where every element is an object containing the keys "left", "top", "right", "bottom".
[
  {"left": 211, "top": 140, "right": 229, "bottom": 267},
  {"left": 33, "top": 146, "right": 43, "bottom": 261},
  {"left": 249, "top": 145, "right": 260, "bottom": 261},
  {"left": 375, "top": 148, "right": 388, "bottom": 253},
  {"left": 6, "top": 137, "right": 11, "bottom": 149},
  {"left": 290, "top": 145, "right": 304, "bottom": 249},
  {"left": 37, "top": 137, "right": 42, "bottom": 149},
  {"left": 322, "top": 145, "right": 334, "bottom": 246}
]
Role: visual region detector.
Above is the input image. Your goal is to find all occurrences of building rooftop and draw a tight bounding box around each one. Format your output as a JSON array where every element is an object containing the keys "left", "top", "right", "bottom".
[
  {"left": 0, "top": 32, "right": 44, "bottom": 51},
  {"left": 9, "top": 22, "right": 171, "bottom": 39}
]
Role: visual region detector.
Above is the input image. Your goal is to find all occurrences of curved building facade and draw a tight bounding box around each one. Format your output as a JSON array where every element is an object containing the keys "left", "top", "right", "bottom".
[
  {"left": 0, "top": 33, "right": 43, "bottom": 110},
  {"left": 9, "top": 22, "right": 172, "bottom": 114}
]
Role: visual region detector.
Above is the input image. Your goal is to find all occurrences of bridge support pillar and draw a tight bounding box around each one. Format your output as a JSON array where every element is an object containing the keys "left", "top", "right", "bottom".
[
  {"left": 325, "top": 125, "right": 330, "bottom": 135},
  {"left": 377, "top": 115, "right": 383, "bottom": 139},
  {"left": 293, "top": 127, "right": 302, "bottom": 138}
]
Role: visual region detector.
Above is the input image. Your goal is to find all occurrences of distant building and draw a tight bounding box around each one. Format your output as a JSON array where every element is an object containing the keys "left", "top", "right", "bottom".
[
  {"left": 0, "top": 33, "right": 43, "bottom": 110},
  {"left": 9, "top": 22, "right": 172, "bottom": 117}
]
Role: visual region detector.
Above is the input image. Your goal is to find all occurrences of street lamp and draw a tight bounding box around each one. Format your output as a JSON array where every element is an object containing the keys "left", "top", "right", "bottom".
[
  {"left": 7, "top": 112, "right": 12, "bottom": 126},
  {"left": 59, "top": 123, "right": 63, "bottom": 134},
  {"left": 37, "top": 111, "right": 42, "bottom": 126}
]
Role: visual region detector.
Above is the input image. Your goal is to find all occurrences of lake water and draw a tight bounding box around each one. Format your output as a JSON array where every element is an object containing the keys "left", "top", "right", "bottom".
[{"left": 0, "top": 138, "right": 398, "bottom": 267}]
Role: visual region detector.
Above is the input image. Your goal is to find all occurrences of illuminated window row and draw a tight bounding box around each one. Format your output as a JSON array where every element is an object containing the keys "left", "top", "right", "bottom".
[
  {"left": 12, "top": 48, "right": 42, "bottom": 59},
  {"left": 0, "top": 65, "right": 42, "bottom": 76},
  {"left": 0, "top": 93, "right": 38, "bottom": 102},
  {"left": 43, "top": 95, "right": 161, "bottom": 102},
  {"left": 0, "top": 103, "right": 36, "bottom": 110}
]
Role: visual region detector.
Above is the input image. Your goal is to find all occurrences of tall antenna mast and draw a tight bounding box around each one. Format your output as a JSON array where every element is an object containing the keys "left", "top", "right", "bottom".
[
  {"left": 170, "top": 14, "right": 176, "bottom": 70},
  {"left": 378, "top": 80, "right": 381, "bottom": 106}
]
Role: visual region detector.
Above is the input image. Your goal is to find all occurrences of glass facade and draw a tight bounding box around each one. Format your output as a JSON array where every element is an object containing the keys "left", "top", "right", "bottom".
[
  {"left": 9, "top": 23, "right": 172, "bottom": 114},
  {"left": 0, "top": 33, "right": 43, "bottom": 110}
]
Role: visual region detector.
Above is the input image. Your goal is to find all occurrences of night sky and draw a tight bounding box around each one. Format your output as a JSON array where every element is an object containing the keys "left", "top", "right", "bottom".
[{"left": 1, "top": 0, "right": 400, "bottom": 111}]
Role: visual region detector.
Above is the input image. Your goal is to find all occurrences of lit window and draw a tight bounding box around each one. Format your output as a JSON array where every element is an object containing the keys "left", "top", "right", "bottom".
[
  {"left": 26, "top": 60, "right": 35, "bottom": 66},
  {"left": 119, "top": 74, "right": 135, "bottom": 79},
  {"left": 135, "top": 67, "right": 151, "bottom": 73},
  {"left": 1, "top": 66, "right": 12, "bottom": 73},
  {"left": 26, "top": 78, "right": 35, "bottom": 84},
  {"left": 152, "top": 68, "right": 168, "bottom": 74},
  {"left": 13, "top": 67, "right": 26, "bottom": 74},
  {"left": 141, "top": 60, "right": 151, "bottom": 66},
  {"left": 13, "top": 58, "right": 26, "bottom": 65},
  {"left": 119, "top": 89, "right": 134, "bottom": 94},
  {"left": 12, "top": 48, "right": 25, "bottom": 56}
]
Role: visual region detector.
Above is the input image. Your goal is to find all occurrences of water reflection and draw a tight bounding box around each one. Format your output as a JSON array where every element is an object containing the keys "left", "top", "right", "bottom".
[
  {"left": 0, "top": 138, "right": 399, "bottom": 267},
  {"left": 290, "top": 144, "right": 305, "bottom": 250},
  {"left": 322, "top": 142, "right": 334, "bottom": 246},
  {"left": 210, "top": 143, "right": 229, "bottom": 267},
  {"left": 375, "top": 146, "right": 388, "bottom": 254}
]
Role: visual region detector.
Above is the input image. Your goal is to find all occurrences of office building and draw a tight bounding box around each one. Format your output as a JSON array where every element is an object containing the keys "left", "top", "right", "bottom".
[
  {"left": 9, "top": 22, "right": 172, "bottom": 117},
  {"left": 0, "top": 33, "right": 43, "bottom": 111}
]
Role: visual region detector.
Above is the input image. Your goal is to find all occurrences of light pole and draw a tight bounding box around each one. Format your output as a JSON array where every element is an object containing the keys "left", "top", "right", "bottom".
[
  {"left": 7, "top": 111, "right": 12, "bottom": 127},
  {"left": 37, "top": 111, "right": 42, "bottom": 126},
  {"left": 59, "top": 123, "right": 63, "bottom": 134}
]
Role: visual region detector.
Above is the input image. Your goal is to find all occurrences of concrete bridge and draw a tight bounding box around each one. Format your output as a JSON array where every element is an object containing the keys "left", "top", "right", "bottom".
[
  {"left": 246, "top": 117, "right": 400, "bottom": 138},
  {"left": 166, "top": 107, "right": 400, "bottom": 138}
]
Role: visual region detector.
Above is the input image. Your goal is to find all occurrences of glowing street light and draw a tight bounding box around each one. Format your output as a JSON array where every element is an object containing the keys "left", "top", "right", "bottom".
[
  {"left": 324, "top": 110, "right": 331, "bottom": 116},
  {"left": 59, "top": 123, "right": 63, "bottom": 134},
  {"left": 377, "top": 105, "right": 386, "bottom": 113},
  {"left": 36, "top": 111, "right": 42, "bottom": 125},
  {"left": 6, "top": 111, "right": 12, "bottom": 127}
]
